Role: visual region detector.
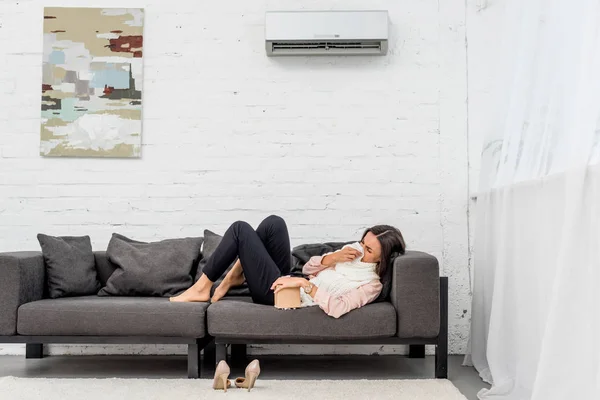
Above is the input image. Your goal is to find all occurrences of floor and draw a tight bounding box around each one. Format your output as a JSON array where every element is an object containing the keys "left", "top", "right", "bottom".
[{"left": 0, "top": 354, "right": 488, "bottom": 400}]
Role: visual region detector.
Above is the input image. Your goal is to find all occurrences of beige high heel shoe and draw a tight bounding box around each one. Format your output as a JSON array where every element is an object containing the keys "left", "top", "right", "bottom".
[
  {"left": 212, "top": 360, "right": 232, "bottom": 392},
  {"left": 234, "top": 359, "right": 260, "bottom": 392}
]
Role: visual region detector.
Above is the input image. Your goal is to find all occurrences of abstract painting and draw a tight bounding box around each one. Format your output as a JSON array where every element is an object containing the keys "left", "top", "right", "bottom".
[{"left": 41, "top": 7, "right": 144, "bottom": 157}]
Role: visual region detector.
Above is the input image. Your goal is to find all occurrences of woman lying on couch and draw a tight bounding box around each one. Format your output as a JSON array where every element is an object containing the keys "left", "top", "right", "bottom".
[{"left": 170, "top": 215, "right": 405, "bottom": 318}]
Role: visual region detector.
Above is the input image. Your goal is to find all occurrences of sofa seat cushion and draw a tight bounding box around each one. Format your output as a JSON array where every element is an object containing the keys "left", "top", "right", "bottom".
[
  {"left": 17, "top": 296, "right": 208, "bottom": 337},
  {"left": 207, "top": 298, "right": 396, "bottom": 340}
]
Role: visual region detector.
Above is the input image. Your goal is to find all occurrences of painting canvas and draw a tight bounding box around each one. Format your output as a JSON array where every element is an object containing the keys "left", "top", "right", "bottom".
[{"left": 41, "top": 7, "right": 144, "bottom": 157}]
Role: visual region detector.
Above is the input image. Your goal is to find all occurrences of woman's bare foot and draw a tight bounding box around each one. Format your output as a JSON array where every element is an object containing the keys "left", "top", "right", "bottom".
[
  {"left": 170, "top": 275, "right": 212, "bottom": 302},
  {"left": 211, "top": 271, "right": 245, "bottom": 303},
  {"left": 169, "top": 287, "right": 210, "bottom": 302}
]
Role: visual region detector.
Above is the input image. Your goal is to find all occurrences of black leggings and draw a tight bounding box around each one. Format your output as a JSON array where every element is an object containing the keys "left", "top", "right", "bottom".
[{"left": 202, "top": 215, "right": 291, "bottom": 305}]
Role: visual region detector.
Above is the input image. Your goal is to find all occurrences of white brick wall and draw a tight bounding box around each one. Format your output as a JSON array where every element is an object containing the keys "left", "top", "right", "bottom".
[{"left": 0, "top": 0, "right": 471, "bottom": 356}]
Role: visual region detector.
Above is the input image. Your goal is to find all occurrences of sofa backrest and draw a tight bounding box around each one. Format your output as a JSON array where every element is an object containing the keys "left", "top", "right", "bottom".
[{"left": 94, "top": 251, "right": 117, "bottom": 287}]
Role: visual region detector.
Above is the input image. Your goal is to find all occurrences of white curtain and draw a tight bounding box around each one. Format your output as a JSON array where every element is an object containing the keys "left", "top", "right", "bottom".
[{"left": 467, "top": 0, "right": 600, "bottom": 399}]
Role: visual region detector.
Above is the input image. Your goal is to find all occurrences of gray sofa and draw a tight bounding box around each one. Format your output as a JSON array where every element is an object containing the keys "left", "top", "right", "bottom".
[{"left": 0, "top": 250, "right": 447, "bottom": 379}]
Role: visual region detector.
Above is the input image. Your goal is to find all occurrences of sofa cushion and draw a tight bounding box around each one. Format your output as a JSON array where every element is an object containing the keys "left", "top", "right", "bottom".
[
  {"left": 207, "top": 298, "right": 396, "bottom": 340},
  {"left": 195, "top": 230, "right": 250, "bottom": 296},
  {"left": 98, "top": 233, "right": 203, "bottom": 297},
  {"left": 17, "top": 296, "right": 208, "bottom": 337},
  {"left": 37, "top": 234, "right": 100, "bottom": 299}
]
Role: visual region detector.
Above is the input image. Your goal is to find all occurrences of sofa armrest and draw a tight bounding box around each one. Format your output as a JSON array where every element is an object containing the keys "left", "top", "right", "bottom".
[
  {"left": 390, "top": 251, "right": 440, "bottom": 338},
  {"left": 0, "top": 252, "right": 45, "bottom": 335}
]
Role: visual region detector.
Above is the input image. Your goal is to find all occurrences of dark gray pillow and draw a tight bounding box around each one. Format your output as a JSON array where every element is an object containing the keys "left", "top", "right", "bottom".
[
  {"left": 195, "top": 230, "right": 249, "bottom": 296},
  {"left": 98, "top": 233, "right": 203, "bottom": 297},
  {"left": 37, "top": 234, "right": 100, "bottom": 299},
  {"left": 291, "top": 241, "right": 395, "bottom": 303}
]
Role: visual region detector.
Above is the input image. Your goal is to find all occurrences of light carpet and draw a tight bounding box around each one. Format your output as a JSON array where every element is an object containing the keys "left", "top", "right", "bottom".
[{"left": 0, "top": 377, "right": 467, "bottom": 400}]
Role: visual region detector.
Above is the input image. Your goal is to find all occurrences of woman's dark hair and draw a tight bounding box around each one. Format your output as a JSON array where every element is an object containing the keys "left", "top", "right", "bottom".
[{"left": 361, "top": 225, "right": 406, "bottom": 278}]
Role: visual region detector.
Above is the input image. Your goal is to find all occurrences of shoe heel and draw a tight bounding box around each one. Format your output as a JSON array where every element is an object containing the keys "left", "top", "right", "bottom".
[
  {"left": 246, "top": 372, "right": 258, "bottom": 392},
  {"left": 220, "top": 374, "right": 228, "bottom": 393}
]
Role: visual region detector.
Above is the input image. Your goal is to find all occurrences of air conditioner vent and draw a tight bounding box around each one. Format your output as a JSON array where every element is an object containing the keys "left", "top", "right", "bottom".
[
  {"left": 273, "top": 41, "right": 381, "bottom": 51},
  {"left": 265, "top": 11, "right": 389, "bottom": 56}
]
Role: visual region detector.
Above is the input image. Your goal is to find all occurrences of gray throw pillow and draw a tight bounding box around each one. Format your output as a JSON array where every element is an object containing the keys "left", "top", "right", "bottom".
[
  {"left": 195, "top": 230, "right": 249, "bottom": 296},
  {"left": 37, "top": 234, "right": 100, "bottom": 299},
  {"left": 98, "top": 233, "right": 203, "bottom": 297}
]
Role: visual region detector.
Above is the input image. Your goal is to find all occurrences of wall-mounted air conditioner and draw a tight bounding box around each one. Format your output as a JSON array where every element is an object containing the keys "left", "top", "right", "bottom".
[{"left": 265, "top": 10, "right": 389, "bottom": 56}]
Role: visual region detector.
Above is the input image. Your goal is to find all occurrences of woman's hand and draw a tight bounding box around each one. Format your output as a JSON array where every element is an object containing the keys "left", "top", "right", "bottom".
[
  {"left": 270, "top": 276, "right": 308, "bottom": 294},
  {"left": 322, "top": 247, "right": 362, "bottom": 267}
]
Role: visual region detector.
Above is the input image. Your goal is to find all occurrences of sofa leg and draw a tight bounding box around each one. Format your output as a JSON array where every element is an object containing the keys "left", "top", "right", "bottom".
[
  {"left": 435, "top": 344, "right": 448, "bottom": 378},
  {"left": 26, "top": 343, "right": 44, "bottom": 359},
  {"left": 187, "top": 341, "right": 200, "bottom": 379},
  {"left": 231, "top": 343, "right": 247, "bottom": 365},
  {"left": 436, "top": 277, "right": 449, "bottom": 379},
  {"left": 215, "top": 343, "right": 227, "bottom": 366},
  {"left": 408, "top": 345, "right": 425, "bottom": 358}
]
